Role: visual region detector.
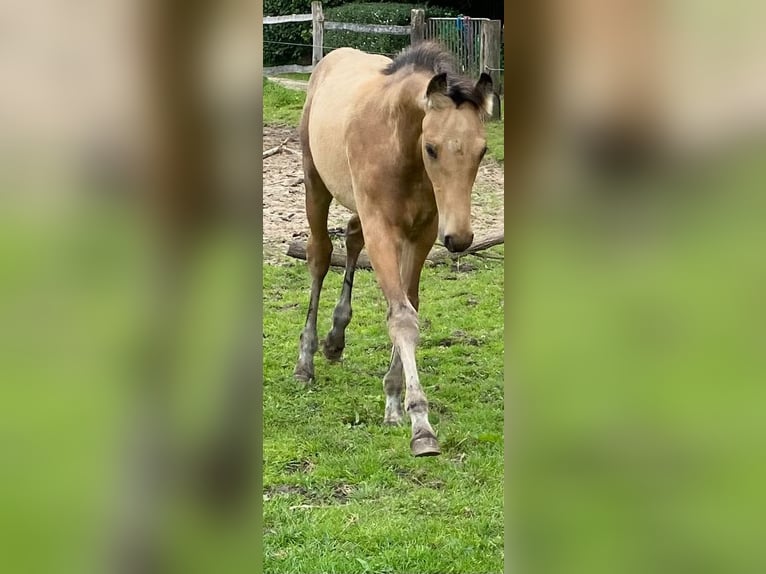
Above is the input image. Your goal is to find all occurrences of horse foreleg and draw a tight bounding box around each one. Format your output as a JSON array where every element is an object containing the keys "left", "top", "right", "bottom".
[
  {"left": 323, "top": 214, "right": 365, "bottom": 361},
  {"left": 382, "top": 224, "right": 437, "bottom": 429},
  {"left": 383, "top": 348, "right": 404, "bottom": 425},
  {"left": 364, "top": 217, "right": 440, "bottom": 456},
  {"left": 294, "top": 160, "right": 333, "bottom": 382}
]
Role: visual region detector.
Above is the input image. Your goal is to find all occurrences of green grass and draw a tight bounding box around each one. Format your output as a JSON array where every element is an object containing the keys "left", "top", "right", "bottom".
[
  {"left": 276, "top": 72, "right": 312, "bottom": 82},
  {"left": 512, "top": 149, "right": 766, "bottom": 573},
  {"left": 0, "top": 202, "right": 261, "bottom": 573},
  {"left": 485, "top": 98, "right": 504, "bottom": 162},
  {"left": 263, "top": 78, "right": 306, "bottom": 126},
  {"left": 263, "top": 255, "right": 505, "bottom": 573}
]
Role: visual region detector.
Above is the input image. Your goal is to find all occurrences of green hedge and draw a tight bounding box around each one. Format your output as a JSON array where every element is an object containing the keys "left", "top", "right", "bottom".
[
  {"left": 324, "top": 3, "right": 457, "bottom": 58},
  {"left": 264, "top": 2, "right": 458, "bottom": 67}
]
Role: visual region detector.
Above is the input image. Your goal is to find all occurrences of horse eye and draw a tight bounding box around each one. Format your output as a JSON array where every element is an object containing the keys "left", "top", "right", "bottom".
[{"left": 425, "top": 144, "right": 438, "bottom": 159}]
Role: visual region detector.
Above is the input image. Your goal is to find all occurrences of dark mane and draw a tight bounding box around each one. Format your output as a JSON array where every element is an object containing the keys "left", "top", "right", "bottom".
[{"left": 382, "top": 42, "right": 485, "bottom": 109}]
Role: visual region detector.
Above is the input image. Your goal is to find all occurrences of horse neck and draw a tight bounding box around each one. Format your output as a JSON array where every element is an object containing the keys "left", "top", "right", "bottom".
[{"left": 381, "top": 71, "right": 432, "bottom": 148}]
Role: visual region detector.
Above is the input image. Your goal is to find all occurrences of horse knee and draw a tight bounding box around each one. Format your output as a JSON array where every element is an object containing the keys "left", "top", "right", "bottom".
[
  {"left": 387, "top": 301, "right": 419, "bottom": 348},
  {"left": 307, "top": 235, "right": 333, "bottom": 274}
]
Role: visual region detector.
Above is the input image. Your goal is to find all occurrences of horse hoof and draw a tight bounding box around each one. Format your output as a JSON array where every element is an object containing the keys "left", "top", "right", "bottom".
[
  {"left": 322, "top": 342, "right": 343, "bottom": 362},
  {"left": 411, "top": 435, "right": 441, "bottom": 457},
  {"left": 293, "top": 366, "right": 313, "bottom": 383}
]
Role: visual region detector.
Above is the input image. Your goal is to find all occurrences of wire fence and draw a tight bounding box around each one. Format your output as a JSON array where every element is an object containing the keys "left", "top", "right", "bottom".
[
  {"left": 263, "top": 9, "right": 504, "bottom": 94},
  {"left": 264, "top": 39, "right": 401, "bottom": 58},
  {"left": 425, "top": 17, "right": 504, "bottom": 94}
]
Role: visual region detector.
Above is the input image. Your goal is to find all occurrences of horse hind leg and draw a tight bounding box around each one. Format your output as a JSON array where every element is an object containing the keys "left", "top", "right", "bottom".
[
  {"left": 323, "top": 214, "right": 364, "bottom": 361},
  {"left": 294, "top": 150, "right": 333, "bottom": 383}
]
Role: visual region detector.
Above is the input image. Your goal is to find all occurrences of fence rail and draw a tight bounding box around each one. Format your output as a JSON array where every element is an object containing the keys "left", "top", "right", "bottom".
[
  {"left": 323, "top": 21, "right": 410, "bottom": 35},
  {"left": 264, "top": 1, "right": 502, "bottom": 96},
  {"left": 263, "top": 13, "right": 312, "bottom": 25}
]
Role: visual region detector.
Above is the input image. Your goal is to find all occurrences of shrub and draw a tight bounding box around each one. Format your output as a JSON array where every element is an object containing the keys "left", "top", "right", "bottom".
[
  {"left": 264, "top": 2, "right": 458, "bottom": 67},
  {"left": 324, "top": 3, "right": 457, "bottom": 58}
]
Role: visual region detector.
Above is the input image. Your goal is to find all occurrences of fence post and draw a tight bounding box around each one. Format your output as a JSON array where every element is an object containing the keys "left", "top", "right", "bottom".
[
  {"left": 312, "top": 1, "right": 324, "bottom": 66},
  {"left": 410, "top": 9, "right": 425, "bottom": 45},
  {"left": 481, "top": 20, "right": 502, "bottom": 93}
]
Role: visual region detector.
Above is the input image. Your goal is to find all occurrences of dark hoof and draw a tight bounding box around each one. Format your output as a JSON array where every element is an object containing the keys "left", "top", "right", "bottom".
[
  {"left": 321, "top": 339, "right": 344, "bottom": 362},
  {"left": 411, "top": 434, "right": 441, "bottom": 457},
  {"left": 293, "top": 366, "right": 313, "bottom": 383}
]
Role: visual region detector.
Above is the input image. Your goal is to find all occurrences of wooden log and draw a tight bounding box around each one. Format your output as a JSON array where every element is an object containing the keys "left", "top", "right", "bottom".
[
  {"left": 286, "top": 233, "right": 504, "bottom": 268},
  {"left": 262, "top": 136, "right": 291, "bottom": 158},
  {"left": 287, "top": 242, "right": 373, "bottom": 269}
]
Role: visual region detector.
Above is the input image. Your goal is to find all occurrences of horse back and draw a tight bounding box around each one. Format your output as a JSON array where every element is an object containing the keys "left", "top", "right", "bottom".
[{"left": 301, "top": 49, "right": 392, "bottom": 212}]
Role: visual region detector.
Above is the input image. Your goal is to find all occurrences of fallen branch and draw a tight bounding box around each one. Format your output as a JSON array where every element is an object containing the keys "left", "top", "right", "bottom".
[
  {"left": 286, "top": 232, "right": 504, "bottom": 269},
  {"left": 287, "top": 242, "right": 373, "bottom": 269},
  {"left": 263, "top": 136, "right": 291, "bottom": 158}
]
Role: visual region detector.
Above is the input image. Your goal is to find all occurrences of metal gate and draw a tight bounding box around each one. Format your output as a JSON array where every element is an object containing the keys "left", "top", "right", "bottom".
[{"left": 425, "top": 16, "right": 503, "bottom": 93}]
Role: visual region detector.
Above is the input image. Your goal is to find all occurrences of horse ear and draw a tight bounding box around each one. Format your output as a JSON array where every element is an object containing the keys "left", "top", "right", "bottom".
[
  {"left": 476, "top": 73, "right": 493, "bottom": 96},
  {"left": 426, "top": 73, "right": 448, "bottom": 97},
  {"left": 475, "top": 73, "right": 494, "bottom": 116}
]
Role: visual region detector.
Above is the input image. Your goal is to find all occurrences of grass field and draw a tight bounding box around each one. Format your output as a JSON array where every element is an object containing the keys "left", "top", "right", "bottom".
[
  {"left": 263, "top": 256, "right": 505, "bottom": 573},
  {"left": 0, "top": 201, "right": 262, "bottom": 573},
  {"left": 276, "top": 72, "right": 312, "bottom": 82},
  {"left": 512, "top": 149, "right": 766, "bottom": 573}
]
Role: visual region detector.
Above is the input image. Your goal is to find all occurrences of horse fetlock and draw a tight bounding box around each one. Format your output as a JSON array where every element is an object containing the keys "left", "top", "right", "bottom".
[
  {"left": 332, "top": 305, "right": 352, "bottom": 329},
  {"left": 404, "top": 396, "right": 429, "bottom": 415},
  {"left": 383, "top": 410, "right": 404, "bottom": 426},
  {"left": 384, "top": 393, "right": 404, "bottom": 425},
  {"left": 299, "top": 330, "right": 318, "bottom": 356},
  {"left": 383, "top": 375, "right": 403, "bottom": 395}
]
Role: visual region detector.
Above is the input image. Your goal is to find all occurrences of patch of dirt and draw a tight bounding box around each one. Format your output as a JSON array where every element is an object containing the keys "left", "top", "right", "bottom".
[{"left": 262, "top": 124, "right": 505, "bottom": 264}]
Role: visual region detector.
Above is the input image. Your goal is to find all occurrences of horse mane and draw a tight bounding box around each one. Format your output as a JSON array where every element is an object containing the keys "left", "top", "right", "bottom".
[{"left": 382, "top": 42, "right": 485, "bottom": 109}]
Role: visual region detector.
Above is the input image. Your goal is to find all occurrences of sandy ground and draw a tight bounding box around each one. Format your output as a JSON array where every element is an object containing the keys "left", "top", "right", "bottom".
[{"left": 262, "top": 124, "right": 504, "bottom": 263}]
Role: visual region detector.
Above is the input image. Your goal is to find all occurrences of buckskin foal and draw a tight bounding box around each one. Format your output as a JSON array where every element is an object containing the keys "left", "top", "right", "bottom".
[{"left": 294, "top": 42, "right": 493, "bottom": 457}]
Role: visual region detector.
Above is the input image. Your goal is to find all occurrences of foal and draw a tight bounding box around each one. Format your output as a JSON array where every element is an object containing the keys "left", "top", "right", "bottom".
[{"left": 295, "top": 42, "right": 493, "bottom": 456}]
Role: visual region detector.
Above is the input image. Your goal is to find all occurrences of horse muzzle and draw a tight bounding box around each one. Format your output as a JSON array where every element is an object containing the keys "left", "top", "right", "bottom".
[{"left": 443, "top": 232, "right": 474, "bottom": 253}]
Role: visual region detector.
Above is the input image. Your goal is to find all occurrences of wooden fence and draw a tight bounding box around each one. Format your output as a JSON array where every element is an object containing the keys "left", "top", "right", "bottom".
[
  {"left": 263, "top": 2, "right": 419, "bottom": 75},
  {"left": 263, "top": 2, "right": 502, "bottom": 90},
  {"left": 425, "top": 17, "right": 503, "bottom": 94}
]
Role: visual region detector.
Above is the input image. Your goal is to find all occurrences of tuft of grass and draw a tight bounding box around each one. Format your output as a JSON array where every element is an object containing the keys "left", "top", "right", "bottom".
[
  {"left": 263, "top": 252, "right": 505, "bottom": 574},
  {"left": 276, "top": 72, "right": 312, "bottom": 82},
  {"left": 485, "top": 97, "right": 504, "bottom": 163},
  {"left": 263, "top": 78, "right": 307, "bottom": 126}
]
